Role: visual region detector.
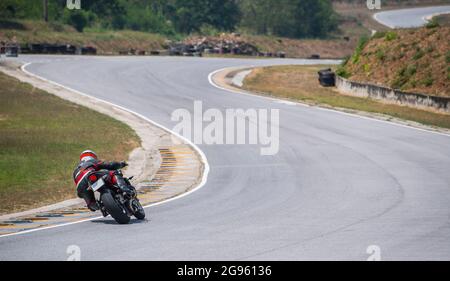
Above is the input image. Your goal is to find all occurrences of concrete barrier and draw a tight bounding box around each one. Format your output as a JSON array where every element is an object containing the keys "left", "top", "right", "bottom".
[{"left": 336, "top": 76, "right": 450, "bottom": 114}]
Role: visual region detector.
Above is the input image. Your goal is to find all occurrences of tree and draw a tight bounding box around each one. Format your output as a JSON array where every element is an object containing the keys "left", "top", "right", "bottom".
[
  {"left": 43, "top": 0, "right": 48, "bottom": 22},
  {"left": 170, "top": 0, "right": 240, "bottom": 34},
  {"left": 239, "top": 0, "right": 337, "bottom": 38},
  {"left": 0, "top": 0, "right": 43, "bottom": 19},
  {"left": 63, "top": 9, "right": 89, "bottom": 32},
  {"left": 1, "top": 0, "right": 337, "bottom": 38}
]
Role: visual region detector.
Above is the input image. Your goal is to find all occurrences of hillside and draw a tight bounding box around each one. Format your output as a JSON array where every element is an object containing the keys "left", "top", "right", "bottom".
[{"left": 339, "top": 26, "right": 450, "bottom": 97}]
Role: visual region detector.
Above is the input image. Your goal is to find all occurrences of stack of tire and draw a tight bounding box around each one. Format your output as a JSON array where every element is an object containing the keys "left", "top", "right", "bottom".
[{"left": 318, "top": 68, "right": 336, "bottom": 87}]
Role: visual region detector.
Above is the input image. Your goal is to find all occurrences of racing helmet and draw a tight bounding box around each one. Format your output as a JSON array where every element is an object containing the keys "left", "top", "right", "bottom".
[{"left": 80, "top": 150, "right": 98, "bottom": 162}]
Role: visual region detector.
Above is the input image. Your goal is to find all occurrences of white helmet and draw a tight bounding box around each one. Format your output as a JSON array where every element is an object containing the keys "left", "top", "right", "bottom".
[{"left": 80, "top": 150, "right": 98, "bottom": 162}]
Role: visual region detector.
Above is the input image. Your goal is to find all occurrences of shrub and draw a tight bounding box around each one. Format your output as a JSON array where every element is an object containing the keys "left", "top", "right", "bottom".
[
  {"left": 426, "top": 19, "right": 440, "bottom": 29},
  {"left": 350, "top": 36, "right": 369, "bottom": 64},
  {"left": 413, "top": 49, "right": 425, "bottom": 60},
  {"left": 391, "top": 67, "right": 408, "bottom": 89},
  {"left": 63, "top": 10, "right": 91, "bottom": 32},
  {"left": 376, "top": 49, "right": 386, "bottom": 61},
  {"left": 336, "top": 67, "right": 351, "bottom": 78},
  {"left": 384, "top": 31, "right": 397, "bottom": 41},
  {"left": 422, "top": 77, "right": 434, "bottom": 87},
  {"left": 372, "top": 31, "right": 386, "bottom": 39},
  {"left": 391, "top": 65, "right": 417, "bottom": 89},
  {"left": 420, "top": 72, "right": 434, "bottom": 87},
  {"left": 405, "top": 65, "right": 417, "bottom": 77}
]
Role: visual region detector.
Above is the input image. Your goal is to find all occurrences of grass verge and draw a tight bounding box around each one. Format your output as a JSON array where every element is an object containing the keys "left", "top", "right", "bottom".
[
  {"left": 243, "top": 65, "right": 450, "bottom": 129},
  {"left": 0, "top": 72, "right": 140, "bottom": 215},
  {"left": 0, "top": 20, "right": 168, "bottom": 55}
]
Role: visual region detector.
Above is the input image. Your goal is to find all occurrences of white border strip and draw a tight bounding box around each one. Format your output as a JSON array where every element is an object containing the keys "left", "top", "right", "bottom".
[
  {"left": 0, "top": 62, "right": 210, "bottom": 239},
  {"left": 208, "top": 66, "right": 311, "bottom": 107},
  {"left": 208, "top": 67, "right": 450, "bottom": 138},
  {"left": 373, "top": 12, "right": 395, "bottom": 29}
]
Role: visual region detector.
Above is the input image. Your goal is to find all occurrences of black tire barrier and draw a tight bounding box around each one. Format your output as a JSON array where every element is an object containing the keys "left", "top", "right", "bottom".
[
  {"left": 318, "top": 68, "right": 336, "bottom": 87},
  {"left": 15, "top": 43, "right": 96, "bottom": 55}
]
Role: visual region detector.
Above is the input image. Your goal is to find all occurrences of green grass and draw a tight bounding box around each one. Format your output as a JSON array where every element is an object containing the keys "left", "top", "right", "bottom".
[
  {"left": 413, "top": 49, "right": 425, "bottom": 60},
  {"left": 350, "top": 36, "right": 369, "bottom": 64},
  {"left": 0, "top": 72, "right": 140, "bottom": 215},
  {"left": 391, "top": 65, "right": 417, "bottom": 89},
  {"left": 243, "top": 65, "right": 450, "bottom": 130},
  {"left": 384, "top": 31, "right": 398, "bottom": 41}
]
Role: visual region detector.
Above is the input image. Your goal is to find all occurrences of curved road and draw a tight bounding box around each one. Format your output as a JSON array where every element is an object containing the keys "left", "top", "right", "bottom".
[
  {"left": 374, "top": 5, "right": 450, "bottom": 28},
  {"left": 1, "top": 7, "right": 450, "bottom": 261}
]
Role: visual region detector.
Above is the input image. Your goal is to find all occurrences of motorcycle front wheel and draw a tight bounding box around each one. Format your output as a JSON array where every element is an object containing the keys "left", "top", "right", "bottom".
[{"left": 131, "top": 199, "right": 146, "bottom": 220}]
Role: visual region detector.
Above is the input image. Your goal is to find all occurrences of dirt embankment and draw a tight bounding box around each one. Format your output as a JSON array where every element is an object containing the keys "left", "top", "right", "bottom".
[
  {"left": 184, "top": 33, "right": 356, "bottom": 59},
  {"left": 241, "top": 34, "right": 356, "bottom": 59},
  {"left": 341, "top": 26, "right": 450, "bottom": 97}
]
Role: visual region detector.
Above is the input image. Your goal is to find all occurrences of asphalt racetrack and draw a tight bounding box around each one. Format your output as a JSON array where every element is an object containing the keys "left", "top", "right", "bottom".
[
  {"left": 373, "top": 5, "right": 450, "bottom": 28},
  {"left": 1, "top": 7, "right": 450, "bottom": 260}
]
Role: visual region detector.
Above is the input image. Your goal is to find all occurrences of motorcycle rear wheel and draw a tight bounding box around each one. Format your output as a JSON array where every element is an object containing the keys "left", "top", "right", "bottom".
[{"left": 101, "top": 189, "right": 130, "bottom": 224}]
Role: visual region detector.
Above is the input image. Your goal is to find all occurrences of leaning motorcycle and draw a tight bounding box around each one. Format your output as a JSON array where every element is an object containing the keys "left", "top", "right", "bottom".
[{"left": 87, "top": 169, "right": 145, "bottom": 224}]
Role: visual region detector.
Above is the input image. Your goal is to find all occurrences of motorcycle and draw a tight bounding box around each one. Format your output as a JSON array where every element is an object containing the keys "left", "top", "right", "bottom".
[{"left": 87, "top": 169, "right": 145, "bottom": 224}]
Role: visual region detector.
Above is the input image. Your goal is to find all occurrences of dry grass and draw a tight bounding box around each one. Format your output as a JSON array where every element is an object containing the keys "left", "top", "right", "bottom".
[
  {"left": 434, "top": 13, "right": 450, "bottom": 26},
  {"left": 0, "top": 20, "right": 167, "bottom": 55},
  {"left": 243, "top": 65, "right": 450, "bottom": 129},
  {"left": 0, "top": 72, "right": 140, "bottom": 215},
  {"left": 241, "top": 34, "right": 356, "bottom": 59}
]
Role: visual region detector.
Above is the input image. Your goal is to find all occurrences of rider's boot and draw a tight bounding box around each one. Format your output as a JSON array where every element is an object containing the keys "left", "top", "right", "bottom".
[{"left": 83, "top": 191, "right": 99, "bottom": 212}]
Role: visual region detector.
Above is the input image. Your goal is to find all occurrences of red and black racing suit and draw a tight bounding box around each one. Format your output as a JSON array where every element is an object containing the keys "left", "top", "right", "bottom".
[{"left": 73, "top": 159, "right": 128, "bottom": 209}]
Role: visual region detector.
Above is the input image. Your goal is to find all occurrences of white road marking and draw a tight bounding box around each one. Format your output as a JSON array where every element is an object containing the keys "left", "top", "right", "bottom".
[
  {"left": 208, "top": 67, "right": 450, "bottom": 138},
  {"left": 274, "top": 100, "right": 297, "bottom": 106},
  {"left": 208, "top": 67, "right": 311, "bottom": 108},
  {"left": 0, "top": 62, "right": 211, "bottom": 239}
]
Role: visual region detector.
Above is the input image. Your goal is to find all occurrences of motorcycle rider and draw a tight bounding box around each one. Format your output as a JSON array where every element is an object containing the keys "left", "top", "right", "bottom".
[{"left": 73, "top": 150, "right": 133, "bottom": 211}]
